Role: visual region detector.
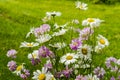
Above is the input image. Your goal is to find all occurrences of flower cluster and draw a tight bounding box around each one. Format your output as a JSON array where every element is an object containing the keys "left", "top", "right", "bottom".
[{"left": 7, "top": 1, "right": 118, "bottom": 80}]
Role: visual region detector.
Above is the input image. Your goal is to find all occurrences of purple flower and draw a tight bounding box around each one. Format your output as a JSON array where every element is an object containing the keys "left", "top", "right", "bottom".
[
  {"left": 7, "top": 49, "right": 17, "bottom": 58},
  {"left": 93, "top": 67, "right": 106, "bottom": 79},
  {"left": 41, "top": 24, "right": 50, "bottom": 32},
  {"left": 34, "top": 24, "right": 50, "bottom": 37},
  {"left": 79, "top": 27, "right": 94, "bottom": 40},
  {"left": 54, "top": 72, "right": 62, "bottom": 78},
  {"left": 70, "top": 38, "right": 82, "bottom": 50},
  {"left": 31, "top": 58, "right": 41, "bottom": 65},
  {"left": 34, "top": 27, "right": 42, "bottom": 37},
  {"left": 75, "top": 75, "right": 87, "bottom": 80},
  {"left": 62, "top": 66, "right": 73, "bottom": 78},
  {"left": 7, "top": 60, "right": 17, "bottom": 71},
  {"left": 44, "top": 60, "right": 52, "bottom": 70},
  {"left": 110, "top": 76, "right": 115, "bottom": 80},
  {"left": 38, "top": 46, "right": 54, "bottom": 58},
  {"left": 105, "top": 57, "right": 118, "bottom": 72},
  {"left": 118, "top": 76, "right": 120, "bottom": 79},
  {"left": 20, "top": 69, "right": 30, "bottom": 79}
]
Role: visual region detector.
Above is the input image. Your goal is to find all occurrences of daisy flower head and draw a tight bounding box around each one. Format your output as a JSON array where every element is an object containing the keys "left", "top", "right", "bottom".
[
  {"left": 75, "top": 1, "right": 88, "bottom": 10},
  {"left": 97, "top": 34, "right": 109, "bottom": 48},
  {"left": 36, "top": 34, "right": 52, "bottom": 44},
  {"left": 26, "top": 27, "right": 35, "bottom": 38},
  {"left": 95, "top": 45, "right": 103, "bottom": 53},
  {"left": 82, "top": 18, "right": 104, "bottom": 28},
  {"left": 54, "top": 23, "right": 68, "bottom": 29},
  {"left": 49, "top": 42, "right": 66, "bottom": 50},
  {"left": 52, "top": 29, "right": 68, "bottom": 37},
  {"left": 20, "top": 41, "right": 39, "bottom": 48},
  {"left": 74, "top": 60, "right": 91, "bottom": 69},
  {"left": 60, "top": 53, "right": 79, "bottom": 65},
  {"left": 79, "top": 27, "right": 94, "bottom": 40},
  {"left": 32, "top": 67, "right": 55, "bottom": 80},
  {"left": 13, "top": 63, "right": 25, "bottom": 75},
  {"left": 28, "top": 50, "right": 39, "bottom": 59},
  {"left": 42, "top": 16, "right": 51, "bottom": 23},
  {"left": 46, "top": 11, "right": 61, "bottom": 17},
  {"left": 77, "top": 44, "right": 92, "bottom": 60},
  {"left": 7, "top": 49, "right": 17, "bottom": 58},
  {"left": 70, "top": 38, "right": 82, "bottom": 50}
]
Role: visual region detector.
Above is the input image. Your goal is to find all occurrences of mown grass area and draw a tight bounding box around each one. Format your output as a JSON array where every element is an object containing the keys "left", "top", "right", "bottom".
[{"left": 0, "top": 0, "right": 120, "bottom": 80}]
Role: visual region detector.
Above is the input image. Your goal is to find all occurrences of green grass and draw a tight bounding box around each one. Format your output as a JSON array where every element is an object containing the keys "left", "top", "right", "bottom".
[{"left": 0, "top": 0, "right": 120, "bottom": 80}]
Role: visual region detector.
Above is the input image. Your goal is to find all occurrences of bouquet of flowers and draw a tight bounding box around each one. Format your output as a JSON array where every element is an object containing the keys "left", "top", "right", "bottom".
[{"left": 7, "top": 1, "right": 120, "bottom": 80}]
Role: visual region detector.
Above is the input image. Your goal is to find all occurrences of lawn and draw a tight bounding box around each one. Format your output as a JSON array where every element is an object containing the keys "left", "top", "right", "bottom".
[{"left": 0, "top": 0, "right": 120, "bottom": 80}]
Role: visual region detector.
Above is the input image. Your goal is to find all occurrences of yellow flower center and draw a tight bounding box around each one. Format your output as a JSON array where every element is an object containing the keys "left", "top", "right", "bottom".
[
  {"left": 87, "top": 18, "right": 95, "bottom": 22},
  {"left": 80, "top": 5, "right": 83, "bottom": 9},
  {"left": 82, "top": 48, "right": 87, "bottom": 55},
  {"left": 38, "top": 74, "right": 46, "bottom": 80},
  {"left": 27, "top": 43, "right": 33, "bottom": 47},
  {"left": 66, "top": 55, "right": 73, "bottom": 60},
  {"left": 16, "top": 65, "right": 22, "bottom": 71},
  {"left": 99, "top": 39, "right": 105, "bottom": 44},
  {"left": 33, "top": 54, "right": 37, "bottom": 58},
  {"left": 73, "top": 42, "right": 78, "bottom": 46}
]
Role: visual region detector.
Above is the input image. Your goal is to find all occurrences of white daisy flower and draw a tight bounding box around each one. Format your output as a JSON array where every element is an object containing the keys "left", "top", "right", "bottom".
[
  {"left": 85, "top": 74, "right": 100, "bottom": 80},
  {"left": 75, "top": 63, "right": 90, "bottom": 69},
  {"left": 32, "top": 67, "right": 55, "bottom": 80},
  {"left": 54, "top": 23, "right": 68, "bottom": 29},
  {"left": 82, "top": 18, "right": 104, "bottom": 28},
  {"left": 95, "top": 45, "right": 103, "bottom": 53},
  {"left": 46, "top": 11, "right": 61, "bottom": 17},
  {"left": 77, "top": 44, "right": 92, "bottom": 59},
  {"left": 20, "top": 41, "right": 39, "bottom": 48},
  {"left": 42, "top": 16, "right": 51, "bottom": 23},
  {"left": 72, "top": 19, "right": 79, "bottom": 24},
  {"left": 49, "top": 42, "right": 66, "bottom": 50},
  {"left": 117, "top": 59, "right": 120, "bottom": 65},
  {"left": 60, "top": 53, "right": 79, "bottom": 65},
  {"left": 28, "top": 50, "right": 39, "bottom": 59},
  {"left": 75, "top": 1, "right": 88, "bottom": 10},
  {"left": 52, "top": 29, "right": 68, "bottom": 37},
  {"left": 36, "top": 34, "right": 52, "bottom": 44},
  {"left": 13, "top": 63, "right": 25, "bottom": 75},
  {"left": 97, "top": 34, "right": 109, "bottom": 48},
  {"left": 26, "top": 27, "right": 35, "bottom": 38}
]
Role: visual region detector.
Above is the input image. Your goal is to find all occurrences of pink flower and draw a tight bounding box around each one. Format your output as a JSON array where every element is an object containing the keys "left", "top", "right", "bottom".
[
  {"left": 7, "top": 60, "right": 17, "bottom": 71},
  {"left": 38, "top": 46, "right": 54, "bottom": 58},
  {"left": 70, "top": 38, "right": 82, "bottom": 50},
  {"left": 34, "top": 24, "right": 50, "bottom": 37},
  {"left": 7, "top": 49, "right": 17, "bottom": 58},
  {"left": 79, "top": 27, "right": 94, "bottom": 40},
  {"left": 20, "top": 69, "right": 30, "bottom": 79},
  {"left": 62, "top": 66, "right": 73, "bottom": 78}
]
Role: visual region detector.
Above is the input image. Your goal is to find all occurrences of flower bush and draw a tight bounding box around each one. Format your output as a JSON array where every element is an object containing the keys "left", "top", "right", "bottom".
[{"left": 7, "top": 1, "right": 120, "bottom": 80}]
